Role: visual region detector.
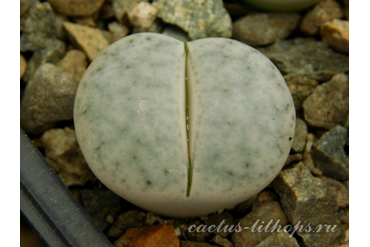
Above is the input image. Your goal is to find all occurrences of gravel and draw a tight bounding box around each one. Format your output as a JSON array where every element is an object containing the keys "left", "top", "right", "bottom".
[{"left": 20, "top": 1, "right": 349, "bottom": 246}]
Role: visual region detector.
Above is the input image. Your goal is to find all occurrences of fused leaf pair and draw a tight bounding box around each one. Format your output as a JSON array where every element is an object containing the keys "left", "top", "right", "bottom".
[{"left": 74, "top": 33, "right": 295, "bottom": 217}]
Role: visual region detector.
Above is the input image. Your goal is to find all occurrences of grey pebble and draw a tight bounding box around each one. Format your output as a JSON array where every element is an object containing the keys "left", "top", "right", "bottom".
[
  {"left": 284, "top": 74, "right": 318, "bottom": 111},
  {"left": 210, "top": 235, "right": 234, "bottom": 247},
  {"left": 20, "top": 0, "right": 38, "bottom": 16},
  {"left": 292, "top": 118, "right": 307, "bottom": 152},
  {"left": 255, "top": 230, "right": 299, "bottom": 247},
  {"left": 153, "top": 0, "right": 232, "bottom": 40},
  {"left": 233, "top": 13, "right": 301, "bottom": 46},
  {"left": 20, "top": 2, "right": 58, "bottom": 52},
  {"left": 312, "top": 125, "right": 349, "bottom": 180},
  {"left": 20, "top": 63, "right": 77, "bottom": 135},
  {"left": 231, "top": 201, "right": 287, "bottom": 247},
  {"left": 273, "top": 162, "right": 346, "bottom": 246},
  {"left": 319, "top": 176, "right": 349, "bottom": 208},
  {"left": 303, "top": 73, "right": 349, "bottom": 129},
  {"left": 259, "top": 38, "right": 349, "bottom": 81},
  {"left": 23, "top": 39, "right": 66, "bottom": 82}
]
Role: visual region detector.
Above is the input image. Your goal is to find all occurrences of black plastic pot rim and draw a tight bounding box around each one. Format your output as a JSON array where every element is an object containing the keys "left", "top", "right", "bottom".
[{"left": 20, "top": 127, "right": 113, "bottom": 247}]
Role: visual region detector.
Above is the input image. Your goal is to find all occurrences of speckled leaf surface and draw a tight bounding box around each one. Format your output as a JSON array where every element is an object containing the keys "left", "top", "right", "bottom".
[
  {"left": 74, "top": 33, "right": 295, "bottom": 217},
  {"left": 187, "top": 38, "right": 295, "bottom": 210}
]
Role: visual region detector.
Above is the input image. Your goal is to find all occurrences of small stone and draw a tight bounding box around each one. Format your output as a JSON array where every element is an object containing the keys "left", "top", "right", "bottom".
[
  {"left": 303, "top": 74, "right": 349, "bottom": 129},
  {"left": 312, "top": 125, "right": 349, "bottom": 180},
  {"left": 210, "top": 235, "right": 233, "bottom": 247},
  {"left": 20, "top": 0, "right": 38, "bottom": 16},
  {"left": 204, "top": 212, "right": 235, "bottom": 237},
  {"left": 342, "top": 225, "right": 349, "bottom": 246},
  {"left": 284, "top": 153, "right": 303, "bottom": 166},
  {"left": 108, "top": 22, "right": 129, "bottom": 43},
  {"left": 63, "top": 22, "right": 109, "bottom": 61},
  {"left": 20, "top": 64, "right": 77, "bottom": 135},
  {"left": 23, "top": 39, "right": 66, "bottom": 82},
  {"left": 41, "top": 127, "right": 95, "bottom": 186},
  {"left": 259, "top": 39, "right": 349, "bottom": 81},
  {"left": 273, "top": 162, "right": 346, "bottom": 247},
  {"left": 71, "top": 16, "right": 96, "bottom": 27},
  {"left": 181, "top": 241, "right": 216, "bottom": 247},
  {"left": 320, "top": 19, "right": 349, "bottom": 54},
  {"left": 128, "top": 2, "right": 158, "bottom": 28},
  {"left": 311, "top": 167, "right": 323, "bottom": 176},
  {"left": 233, "top": 13, "right": 301, "bottom": 46},
  {"left": 292, "top": 118, "right": 308, "bottom": 152},
  {"left": 231, "top": 201, "right": 288, "bottom": 247},
  {"left": 20, "top": 55, "right": 27, "bottom": 79},
  {"left": 162, "top": 25, "right": 190, "bottom": 42},
  {"left": 100, "top": 29, "right": 113, "bottom": 44},
  {"left": 80, "top": 189, "right": 121, "bottom": 231},
  {"left": 145, "top": 212, "right": 165, "bottom": 225},
  {"left": 114, "top": 224, "right": 180, "bottom": 247},
  {"left": 320, "top": 176, "right": 349, "bottom": 207},
  {"left": 106, "top": 214, "right": 115, "bottom": 224},
  {"left": 132, "top": 18, "right": 164, "bottom": 34},
  {"left": 284, "top": 74, "right": 318, "bottom": 111},
  {"left": 299, "top": 0, "right": 343, "bottom": 35},
  {"left": 153, "top": 0, "right": 232, "bottom": 40},
  {"left": 112, "top": 0, "right": 146, "bottom": 23},
  {"left": 106, "top": 210, "right": 147, "bottom": 238},
  {"left": 47, "top": 0, "right": 105, "bottom": 17},
  {"left": 147, "top": 215, "right": 190, "bottom": 236},
  {"left": 20, "top": 2, "right": 58, "bottom": 52},
  {"left": 56, "top": 49, "right": 88, "bottom": 84},
  {"left": 303, "top": 133, "right": 315, "bottom": 169},
  {"left": 338, "top": 208, "right": 349, "bottom": 224},
  {"left": 254, "top": 230, "right": 299, "bottom": 247},
  {"left": 252, "top": 191, "right": 277, "bottom": 209}
]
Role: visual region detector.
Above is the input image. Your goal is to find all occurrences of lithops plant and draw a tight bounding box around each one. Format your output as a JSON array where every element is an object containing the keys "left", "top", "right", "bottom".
[
  {"left": 241, "top": 0, "right": 320, "bottom": 11},
  {"left": 74, "top": 33, "right": 295, "bottom": 217}
]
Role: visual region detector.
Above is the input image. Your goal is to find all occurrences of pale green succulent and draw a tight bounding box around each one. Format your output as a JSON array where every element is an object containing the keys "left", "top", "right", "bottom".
[{"left": 74, "top": 33, "right": 295, "bottom": 217}]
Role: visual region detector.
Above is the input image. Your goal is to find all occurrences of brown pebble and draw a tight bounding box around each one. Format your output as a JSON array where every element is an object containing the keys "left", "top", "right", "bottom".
[
  {"left": 47, "top": 0, "right": 105, "bottom": 17},
  {"left": 284, "top": 153, "right": 303, "bottom": 166},
  {"left": 20, "top": 54, "right": 27, "bottom": 79},
  {"left": 303, "top": 73, "right": 349, "bottom": 129},
  {"left": 63, "top": 22, "right": 109, "bottom": 61},
  {"left": 299, "top": 0, "right": 343, "bottom": 35},
  {"left": 320, "top": 19, "right": 349, "bottom": 54},
  {"left": 114, "top": 224, "right": 180, "bottom": 247},
  {"left": 56, "top": 49, "right": 88, "bottom": 84}
]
